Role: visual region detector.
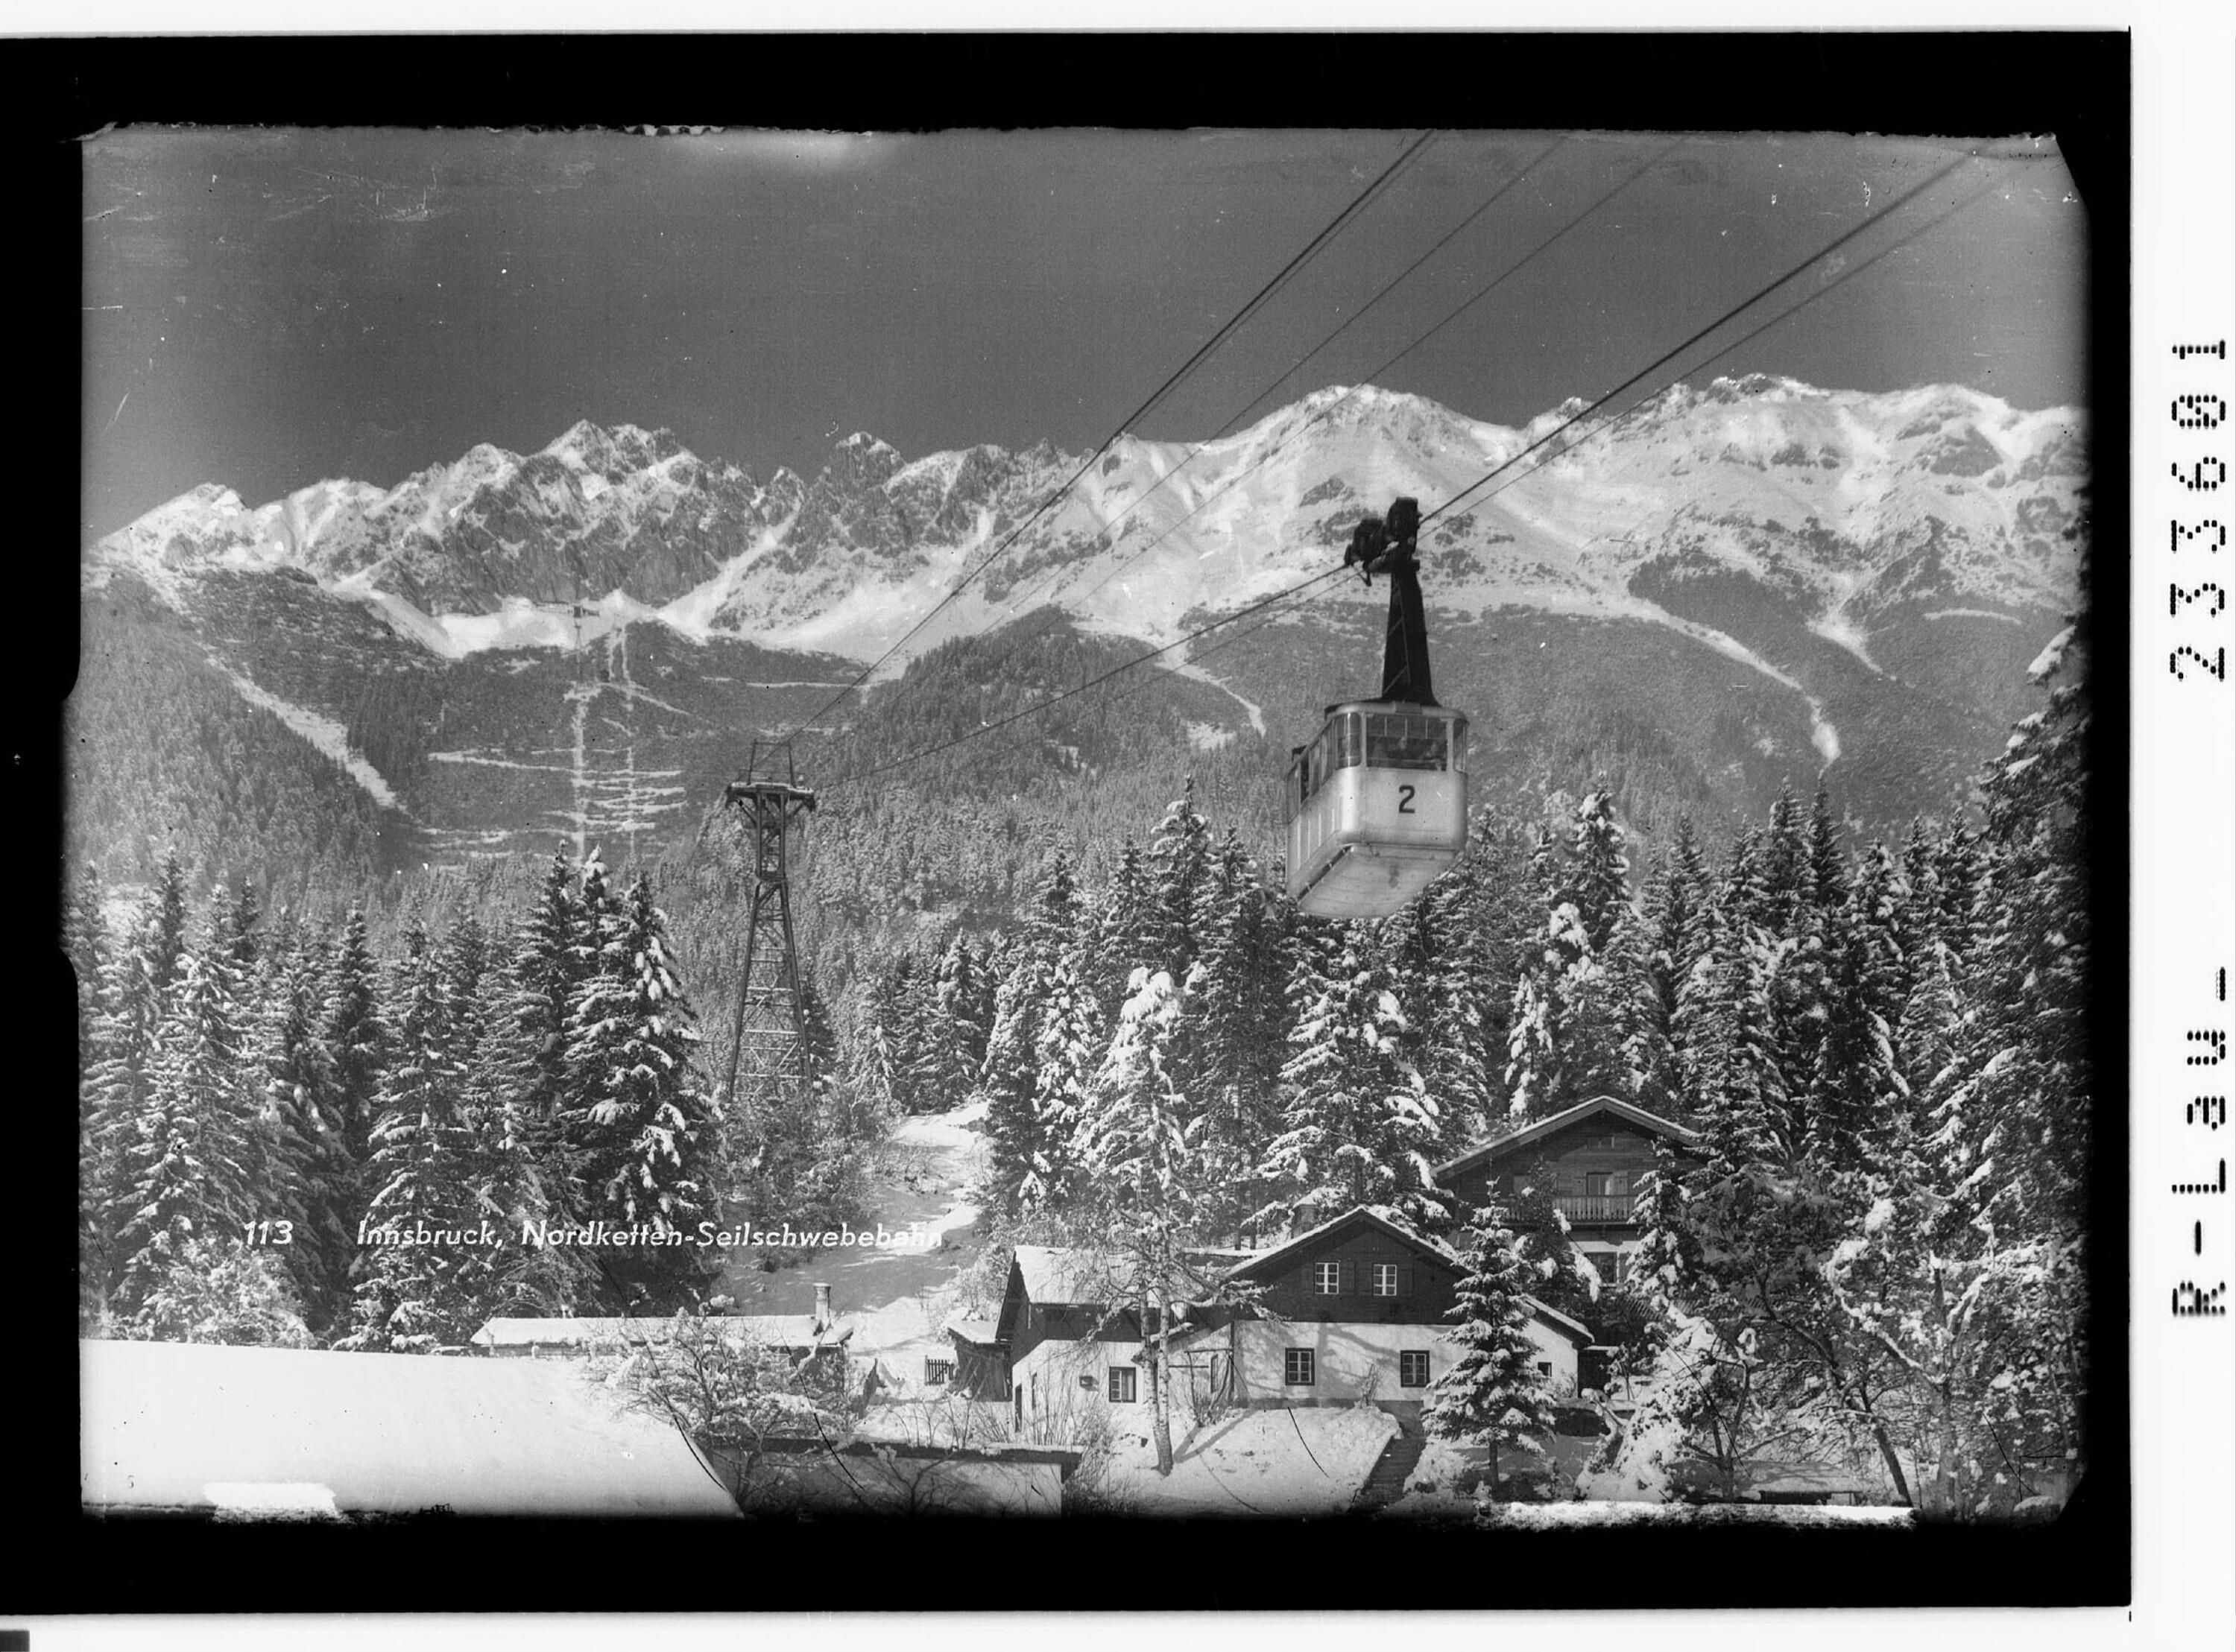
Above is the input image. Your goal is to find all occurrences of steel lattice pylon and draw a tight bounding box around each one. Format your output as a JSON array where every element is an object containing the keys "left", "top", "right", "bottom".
[{"left": 719, "top": 741, "right": 818, "bottom": 1159}]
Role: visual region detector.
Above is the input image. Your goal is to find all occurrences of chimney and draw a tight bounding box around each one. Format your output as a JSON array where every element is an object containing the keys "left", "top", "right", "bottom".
[{"left": 812, "top": 1283, "right": 833, "bottom": 1335}]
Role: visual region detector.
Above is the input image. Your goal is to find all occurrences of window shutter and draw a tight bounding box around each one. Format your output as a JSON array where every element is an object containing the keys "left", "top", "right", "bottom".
[
  {"left": 1339, "top": 1260, "right": 1354, "bottom": 1296},
  {"left": 1395, "top": 1263, "right": 1412, "bottom": 1297}
]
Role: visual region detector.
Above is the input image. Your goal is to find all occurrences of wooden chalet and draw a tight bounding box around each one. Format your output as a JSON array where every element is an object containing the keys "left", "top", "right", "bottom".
[
  {"left": 1435, "top": 1095, "right": 1703, "bottom": 1284},
  {"left": 1169, "top": 1206, "right": 1594, "bottom": 1411}
]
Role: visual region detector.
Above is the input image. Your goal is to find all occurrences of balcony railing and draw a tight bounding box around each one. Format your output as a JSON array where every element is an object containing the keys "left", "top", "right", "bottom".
[{"left": 1555, "top": 1194, "right": 1638, "bottom": 1224}]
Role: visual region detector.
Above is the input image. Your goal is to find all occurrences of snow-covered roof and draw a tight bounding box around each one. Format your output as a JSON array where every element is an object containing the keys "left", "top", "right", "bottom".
[
  {"left": 80, "top": 1338, "right": 739, "bottom": 1518},
  {"left": 944, "top": 1317, "right": 999, "bottom": 1345},
  {"left": 470, "top": 1314, "right": 849, "bottom": 1351},
  {"left": 1222, "top": 1204, "right": 1462, "bottom": 1282},
  {"left": 1011, "top": 1245, "right": 1123, "bottom": 1306},
  {"left": 1520, "top": 1296, "right": 1595, "bottom": 1345},
  {"left": 1436, "top": 1095, "right": 1702, "bottom": 1181}
]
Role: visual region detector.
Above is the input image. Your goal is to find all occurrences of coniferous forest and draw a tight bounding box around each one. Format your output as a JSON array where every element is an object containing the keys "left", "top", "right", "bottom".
[{"left": 68, "top": 601, "right": 2091, "bottom": 1522}]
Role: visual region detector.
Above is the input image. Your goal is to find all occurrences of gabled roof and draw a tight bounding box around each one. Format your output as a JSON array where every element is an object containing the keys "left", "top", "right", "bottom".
[
  {"left": 1221, "top": 1204, "right": 1462, "bottom": 1283},
  {"left": 1520, "top": 1296, "right": 1595, "bottom": 1345},
  {"left": 1436, "top": 1095, "right": 1702, "bottom": 1183},
  {"left": 1011, "top": 1245, "right": 1125, "bottom": 1306}
]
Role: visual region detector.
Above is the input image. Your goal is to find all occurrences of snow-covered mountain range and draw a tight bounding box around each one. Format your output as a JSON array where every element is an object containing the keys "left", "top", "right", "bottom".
[
  {"left": 87, "top": 376, "right": 2085, "bottom": 681},
  {"left": 75, "top": 379, "right": 2087, "bottom": 888}
]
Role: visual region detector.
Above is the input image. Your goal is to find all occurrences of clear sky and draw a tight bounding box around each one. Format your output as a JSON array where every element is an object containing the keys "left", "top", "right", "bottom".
[{"left": 80, "top": 127, "right": 2088, "bottom": 542}]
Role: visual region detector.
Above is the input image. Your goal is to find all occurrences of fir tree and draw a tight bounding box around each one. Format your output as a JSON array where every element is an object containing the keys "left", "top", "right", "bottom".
[
  {"left": 1084, "top": 837, "right": 1160, "bottom": 1025},
  {"left": 340, "top": 926, "right": 481, "bottom": 1352},
  {"left": 1076, "top": 967, "right": 1201, "bottom": 1474},
  {"left": 1020, "top": 952, "right": 1103, "bottom": 1215},
  {"left": 1258, "top": 921, "right": 1444, "bottom": 1230},
  {"left": 245, "top": 920, "right": 343, "bottom": 1323},
  {"left": 1424, "top": 1215, "right": 1557, "bottom": 1498},
  {"left": 292, "top": 908, "right": 388, "bottom": 1329},
  {"left": 115, "top": 949, "right": 259, "bottom": 1320},
  {"left": 1145, "top": 779, "right": 1213, "bottom": 981},
  {"left": 562, "top": 871, "right": 714, "bottom": 1308},
  {"left": 1184, "top": 832, "right": 1290, "bottom": 1240},
  {"left": 123, "top": 1235, "right": 315, "bottom": 1348}
]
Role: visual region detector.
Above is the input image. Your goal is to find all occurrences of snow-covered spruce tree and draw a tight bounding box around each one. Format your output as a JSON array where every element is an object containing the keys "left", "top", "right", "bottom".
[
  {"left": 1255, "top": 920, "right": 1445, "bottom": 1232},
  {"left": 1567, "top": 781, "right": 1632, "bottom": 956},
  {"left": 1743, "top": 783, "right": 1811, "bottom": 941},
  {"left": 340, "top": 925, "right": 482, "bottom": 1352},
  {"left": 1384, "top": 849, "right": 1494, "bottom": 1179},
  {"left": 979, "top": 955, "right": 1053, "bottom": 1221},
  {"left": 195, "top": 888, "right": 288, "bottom": 1245},
  {"left": 1084, "top": 836, "right": 1160, "bottom": 1027},
  {"left": 847, "top": 972, "right": 905, "bottom": 1124},
  {"left": 1502, "top": 790, "right": 1641, "bottom": 1122},
  {"left": 1503, "top": 902, "right": 1628, "bottom": 1124},
  {"left": 114, "top": 946, "right": 260, "bottom": 1323},
  {"left": 237, "top": 918, "right": 346, "bottom": 1327},
  {"left": 85, "top": 849, "right": 196, "bottom": 1300},
  {"left": 143, "top": 850, "right": 192, "bottom": 1002},
  {"left": 562, "top": 869, "right": 714, "bottom": 1308},
  {"left": 930, "top": 927, "right": 990, "bottom": 1097},
  {"left": 298, "top": 906, "right": 388, "bottom": 1326},
  {"left": 1017, "top": 952, "right": 1104, "bottom": 1218},
  {"left": 503, "top": 846, "right": 582, "bottom": 1133},
  {"left": 1497, "top": 1154, "right": 1602, "bottom": 1327},
  {"left": 1076, "top": 967, "right": 1203, "bottom": 1475},
  {"left": 1183, "top": 831, "right": 1290, "bottom": 1242},
  {"left": 1146, "top": 779, "right": 1213, "bottom": 983},
  {"left": 66, "top": 863, "right": 110, "bottom": 1106},
  {"left": 1804, "top": 842, "right": 1907, "bottom": 1168},
  {"left": 882, "top": 950, "right": 946, "bottom": 1117},
  {"left": 978, "top": 851, "right": 1090, "bottom": 1219},
  {"left": 458, "top": 861, "right": 606, "bottom": 1319},
  {"left": 1424, "top": 1214, "right": 1556, "bottom": 1500},
  {"left": 124, "top": 1234, "right": 314, "bottom": 1348}
]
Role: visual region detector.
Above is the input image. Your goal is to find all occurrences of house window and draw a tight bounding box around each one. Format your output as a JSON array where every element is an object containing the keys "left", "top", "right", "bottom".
[
  {"left": 1399, "top": 1350, "right": 1430, "bottom": 1388},
  {"left": 1108, "top": 1366, "right": 1137, "bottom": 1404},
  {"left": 1285, "top": 1348, "right": 1316, "bottom": 1387},
  {"left": 1372, "top": 1263, "right": 1400, "bottom": 1297},
  {"left": 1585, "top": 1172, "right": 1611, "bottom": 1197},
  {"left": 1587, "top": 1251, "right": 1618, "bottom": 1282},
  {"left": 1313, "top": 1262, "right": 1342, "bottom": 1296},
  {"left": 924, "top": 1356, "right": 955, "bottom": 1386},
  {"left": 1536, "top": 1361, "right": 1553, "bottom": 1377}
]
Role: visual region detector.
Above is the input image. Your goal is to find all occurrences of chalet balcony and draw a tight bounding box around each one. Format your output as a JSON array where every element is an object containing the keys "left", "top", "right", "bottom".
[{"left": 1555, "top": 1194, "right": 1639, "bottom": 1225}]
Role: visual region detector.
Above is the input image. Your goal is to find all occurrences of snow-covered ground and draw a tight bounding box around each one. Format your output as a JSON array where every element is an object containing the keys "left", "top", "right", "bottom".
[
  {"left": 891, "top": 1098, "right": 988, "bottom": 1154},
  {"left": 1101, "top": 1404, "right": 1398, "bottom": 1518},
  {"left": 717, "top": 1101, "right": 987, "bottom": 1317}
]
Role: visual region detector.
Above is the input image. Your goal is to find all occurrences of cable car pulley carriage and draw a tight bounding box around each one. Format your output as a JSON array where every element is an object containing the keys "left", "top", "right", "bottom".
[{"left": 1284, "top": 496, "right": 1469, "bottom": 920}]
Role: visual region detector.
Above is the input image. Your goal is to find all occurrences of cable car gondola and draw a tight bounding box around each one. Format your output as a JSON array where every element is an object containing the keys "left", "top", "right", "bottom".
[{"left": 1284, "top": 496, "right": 1469, "bottom": 920}]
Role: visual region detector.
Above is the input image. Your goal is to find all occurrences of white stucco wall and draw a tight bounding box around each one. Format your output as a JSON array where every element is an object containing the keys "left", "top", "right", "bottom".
[
  {"left": 1011, "top": 1336, "right": 1147, "bottom": 1444},
  {"left": 1224, "top": 1318, "right": 1578, "bottom": 1405}
]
